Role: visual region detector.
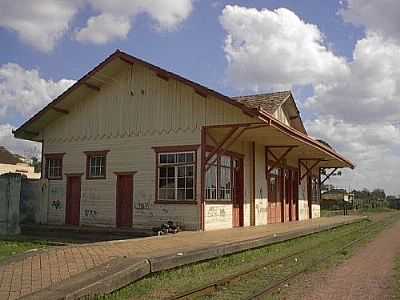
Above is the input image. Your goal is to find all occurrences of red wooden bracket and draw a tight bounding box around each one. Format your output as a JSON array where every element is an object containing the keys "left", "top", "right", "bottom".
[
  {"left": 265, "top": 146, "right": 297, "bottom": 176},
  {"left": 205, "top": 126, "right": 239, "bottom": 165},
  {"left": 320, "top": 167, "right": 338, "bottom": 185},
  {"left": 299, "top": 159, "right": 323, "bottom": 181}
]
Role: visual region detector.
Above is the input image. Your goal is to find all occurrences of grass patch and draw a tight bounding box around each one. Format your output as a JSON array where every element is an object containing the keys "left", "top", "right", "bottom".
[
  {"left": 0, "top": 237, "right": 48, "bottom": 262},
  {"left": 97, "top": 218, "right": 384, "bottom": 300}
]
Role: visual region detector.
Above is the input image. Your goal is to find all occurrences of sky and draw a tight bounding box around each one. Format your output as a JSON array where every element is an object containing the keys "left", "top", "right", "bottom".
[{"left": 0, "top": 0, "right": 399, "bottom": 195}]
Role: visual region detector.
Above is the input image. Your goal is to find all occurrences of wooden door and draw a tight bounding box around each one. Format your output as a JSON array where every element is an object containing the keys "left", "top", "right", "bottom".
[
  {"left": 307, "top": 176, "right": 313, "bottom": 219},
  {"left": 232, "top": 158, "right": 244, "bottom": 227},
  {"left": 66, "top": 176, "right": 81, "bottom": 226},
  {"left": 268, "top": 168, "right": 282, "bottom": 224},
  {"left": 284, "top": 169, "right": 291, "bottom": 222},
  {"left": 116, "top": 174, "right": 133, "bottom": 228},
  {"left": 292, "top": 170, "right": 299, "bottom": 221}
]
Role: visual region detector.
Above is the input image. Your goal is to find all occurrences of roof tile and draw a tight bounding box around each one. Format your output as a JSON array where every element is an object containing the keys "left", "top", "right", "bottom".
[{"left": 232, "top": 91, "right": 291, "bottom": 114}]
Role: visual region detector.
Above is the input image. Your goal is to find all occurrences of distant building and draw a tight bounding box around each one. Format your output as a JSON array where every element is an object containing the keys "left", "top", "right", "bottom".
[
  {"left": 388, "top": 198, "right": 400, "bottom": 210},
  {"left": 0, "top": 146, "right": 40, "bottom": 179},
  {"left": 321, "top": 189, "right": 353, "bottom": 210}
]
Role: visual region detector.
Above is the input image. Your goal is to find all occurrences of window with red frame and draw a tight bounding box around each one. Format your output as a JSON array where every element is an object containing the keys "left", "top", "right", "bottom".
[
  {"left": 85, "top": 151, "right": 109, "bottom": 179},
  {"left": 45, "top": 154, "right": 64, "bottom": 180}
]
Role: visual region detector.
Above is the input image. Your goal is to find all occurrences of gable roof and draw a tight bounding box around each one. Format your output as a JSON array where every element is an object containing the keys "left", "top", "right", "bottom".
[
  {"left": 13, "top": 50, "right": 252, "bottom": 141},
  {"left": 0, "top": 147, "right": 22, "bottom": 165},
  {"left": 13, "top": 49, "right": 353, "bottom": 169},
  {"left": 232, "top": 91, "right": 291, "bottom": 114}
]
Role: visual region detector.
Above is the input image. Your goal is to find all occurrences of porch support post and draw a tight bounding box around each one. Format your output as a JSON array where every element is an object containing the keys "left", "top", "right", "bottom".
[
  {"left": 200, "top": 126, "right": 206, "bottom": 231},
  {"left": 251, "top": 141, "right": 256, "bottom": 226}
]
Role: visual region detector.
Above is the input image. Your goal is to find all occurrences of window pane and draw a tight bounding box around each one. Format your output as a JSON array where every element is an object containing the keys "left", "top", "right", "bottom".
[
  {"left": 186, "top": 153, "right": 194, "bottom": 163},
  {"left": 177, "top": 166, "right": 185, "bottom": 177},
  {"left": 177, "top": 153, "right": 186, "bottom": 163},
  {"left": 221, "top": 155, "right": 231, "bottom": 167},
  {"left": 159, "top": 189, "right": 167, "bottom": 200},
  {"left": 186, "top": 177, "right": 193, "bottom": 188},
  {"left": 159, "top": 167, "right": 167, "bottom": 178},
  {"left": 177, "top": 189, "right": 185, "bottom": 200},
  {"left": 206, "top": 165, "right": 217, "bottom": 200},
  {"left": 160, "top": 154, "right": 168, "bottom": 164},
  {"left": 159, "top": 178, "right": 167, "bottom": 188},
  {"left": 167, "top": 189, "right": 175, "bottom": 199},
  {"left": 167, "top": 178, "right": 175, "bottom": 188},
  {"left": 167, "top": 154, "right": 175, "bottom": 163},
  {"left": 177, "top": 178, "right": 185, "bottom": 188},
  {"left": 186, "top": 166, "right": 193, "bottom": 177},
  {"left": 167, "top": 167, "right": 175, "bottom": 178},
  {"left": 186, "top": 189, "right": 194, "bottom": 199}
]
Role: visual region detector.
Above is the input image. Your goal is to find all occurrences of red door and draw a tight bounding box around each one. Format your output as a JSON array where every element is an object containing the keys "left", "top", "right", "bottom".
[
  {"left": 307, "top": 176, "right": 313, "bottom": 219},
  {"left": 233, "top": 158, "right": 244, "bottom": 227},
  {"left": 268, "top": 168, "right": 282, "bottom": 224},
  {"left": 116, "top": 174, "right": 133, "bottom": 227},
  {"left": 284, "top": 169, "right": 291, "bottom": 222},
  {"left": 292, "top": 171, "right": 299, "bottom": 221},
  {"left": 66, "top": 176, "right": 81, "bottom": 226}
]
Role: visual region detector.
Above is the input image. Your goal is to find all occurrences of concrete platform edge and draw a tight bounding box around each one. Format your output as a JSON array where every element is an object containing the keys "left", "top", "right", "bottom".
[{"left": 20, "top": 216, "right": 367, "bottom": 299}]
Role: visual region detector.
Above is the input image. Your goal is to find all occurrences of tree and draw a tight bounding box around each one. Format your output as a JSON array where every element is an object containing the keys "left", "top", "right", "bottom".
[{"left": 30, "top": 157, "right": 41, "bottom": 173}]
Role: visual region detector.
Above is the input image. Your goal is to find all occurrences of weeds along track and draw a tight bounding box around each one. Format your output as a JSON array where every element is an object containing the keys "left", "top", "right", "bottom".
[{"left": 166, "top": 215, "right": 398, "bottom": 300}]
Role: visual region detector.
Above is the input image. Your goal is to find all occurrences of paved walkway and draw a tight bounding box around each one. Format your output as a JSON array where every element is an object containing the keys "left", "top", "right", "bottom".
[
  {"left": 0, "top": 216, "right": 362, "bottom": 299},
  {"left": 285, "top": 218, "right": 400, "bottom": 300}
]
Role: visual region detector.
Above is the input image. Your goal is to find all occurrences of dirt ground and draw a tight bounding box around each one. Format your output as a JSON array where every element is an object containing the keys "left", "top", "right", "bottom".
[{"left": 282, "top": 218, "right": 400, "bottom": 300}]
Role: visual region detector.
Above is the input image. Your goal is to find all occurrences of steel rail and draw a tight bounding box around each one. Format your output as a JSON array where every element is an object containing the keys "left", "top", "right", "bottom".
[
  {"left": 245, "top": 216, "right": 398, "bottom": 300},
  {"left": 166, "top": 218, "right": 383, "bottom": 300}
]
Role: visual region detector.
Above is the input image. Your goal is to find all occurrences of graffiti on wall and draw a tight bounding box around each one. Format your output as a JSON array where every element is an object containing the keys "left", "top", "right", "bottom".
[
  {"left": 206, "top": 206, "right": 230, "bottom": 223},
  {"left": 51, "top": 199, "right": 62, "bottom": 210},
  {"left": 49, "top": 185, "right": 64, "bottom": 210},
  {"left": 84, "top": 209, "right": 97, "bottom": 217},
  {"left": 134, "top": 190, "right": 153, "bottom": 210},
  {"left": 256, "top": 203, "right": 267, "bottom": 215}
]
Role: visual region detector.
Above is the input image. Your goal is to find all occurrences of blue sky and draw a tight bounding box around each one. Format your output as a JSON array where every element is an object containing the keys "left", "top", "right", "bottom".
[
  {"left": 0, "top": 0, "right": 399, "bottom": 194},
  {"left": 1, "top": 0, "right": 363, "bottom": 95}
]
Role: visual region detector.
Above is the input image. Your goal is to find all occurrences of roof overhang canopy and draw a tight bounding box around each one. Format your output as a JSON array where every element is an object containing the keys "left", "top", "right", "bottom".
[{"left": 206, "top": 119, "right": 354, "bottom": 169}]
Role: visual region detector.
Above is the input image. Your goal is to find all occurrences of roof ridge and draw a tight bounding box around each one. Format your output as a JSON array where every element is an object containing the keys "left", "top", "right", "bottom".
[{"left": 232, "top": 90, "right": 291, "bottom": 99}]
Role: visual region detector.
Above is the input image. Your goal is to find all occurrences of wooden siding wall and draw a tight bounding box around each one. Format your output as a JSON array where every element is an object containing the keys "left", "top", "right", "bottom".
[
  {"left": 43, "top": 63, "right": 254, "bottom": 230},
  {"left": 273, "top": 107, "right": 290, "bottom": 126},
  {"left": 298, "top": 164, "right": 310, "bottom": 220}
]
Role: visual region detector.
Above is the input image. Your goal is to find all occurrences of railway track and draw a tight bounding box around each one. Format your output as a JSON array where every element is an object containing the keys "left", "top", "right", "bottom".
[{"left": 166, "top": 215, "right": 397, "bottom": 300}]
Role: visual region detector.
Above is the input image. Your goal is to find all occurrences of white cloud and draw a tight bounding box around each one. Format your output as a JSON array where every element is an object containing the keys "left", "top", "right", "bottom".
[
  {"left": 340, "top": 0, "right": 400, "bottom": 42},
  {"left": 75, "top": 0, "right": 193, "bottom": 44},
  {"left": 0, "top": 0, "right": 80, "bottom": 52},
  {"left": 0, "top": 0, "right": 193, "bottom": 51},
  {"left": 0, "top": 63, "right": 75, "bottom": 117},
  {"left": 306, "top": 33, "right": 400, "bottom": 123},
  {"left": 220, "top": 5, "right": 349, "bottom": 92},
  {"left": 75, "top": 14, "right": 131, "bottom": 44},
  {"left": 306, "top": 117, "right": 400, "bottom": 194},
  {"left": 0, "top": 123, "right": 41, "bottom": 158},
  {"left": 220, "top": 5, "right": 400, "bottom": 194}
]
